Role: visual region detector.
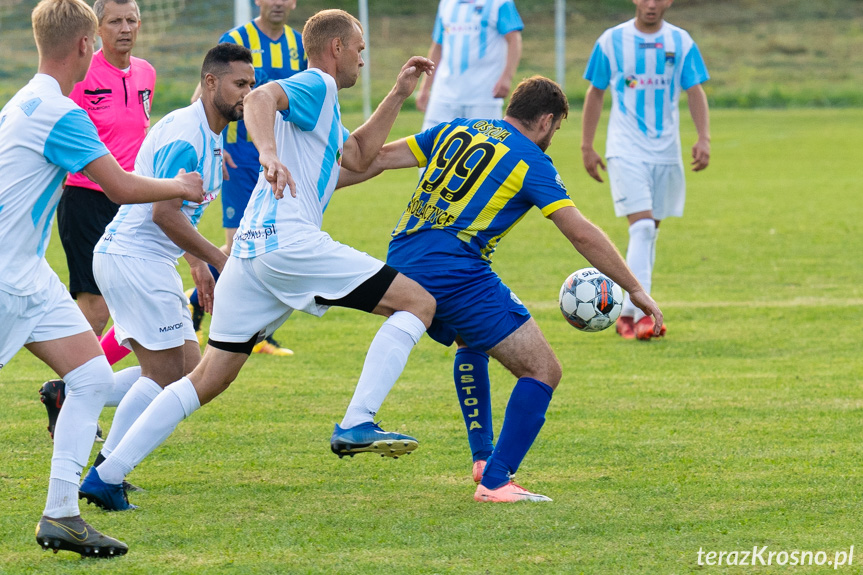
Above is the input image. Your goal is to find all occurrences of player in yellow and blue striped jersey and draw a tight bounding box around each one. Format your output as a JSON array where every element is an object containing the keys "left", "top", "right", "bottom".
[{"left": 339, "top": 76, "right": 664, "bottom": 502}]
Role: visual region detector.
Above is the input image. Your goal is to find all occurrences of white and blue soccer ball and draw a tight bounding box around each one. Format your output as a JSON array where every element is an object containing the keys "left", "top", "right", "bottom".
[{"left": 559, "top": 267, "right": 623, "bottom": 332}]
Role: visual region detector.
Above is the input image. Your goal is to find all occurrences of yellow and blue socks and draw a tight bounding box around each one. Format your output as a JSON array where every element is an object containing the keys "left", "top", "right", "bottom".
[
  {"left": 480, "top": 377, "right": 553, "bottom": 490},
  {"left": 453, "top": 348, "right": 494, "bottom": 461}
]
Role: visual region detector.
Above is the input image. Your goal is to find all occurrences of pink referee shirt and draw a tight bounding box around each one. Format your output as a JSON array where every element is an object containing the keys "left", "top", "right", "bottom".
[{"left": 66, "top": 50, "right": 156, "bottom": 192}]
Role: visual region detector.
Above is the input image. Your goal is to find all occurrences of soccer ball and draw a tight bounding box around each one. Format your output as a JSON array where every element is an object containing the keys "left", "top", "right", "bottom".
[{"left": 559, "top": 268, "right": 623, "bottom": 332}]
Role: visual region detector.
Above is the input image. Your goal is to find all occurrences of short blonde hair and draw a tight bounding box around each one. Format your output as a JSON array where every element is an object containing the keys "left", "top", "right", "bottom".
[
  {"left": 32, "top": 0, "right": 97, "bottom": 59},
  {"left": 302, "top": 9, "right": 362, "bottom": 58}
]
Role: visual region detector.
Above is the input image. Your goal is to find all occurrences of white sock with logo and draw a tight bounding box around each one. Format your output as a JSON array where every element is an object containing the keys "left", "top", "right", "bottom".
[
  {"left": 621, "top": 218, "right": 657, "bottom": 321},
  {"left": 340, "top": 311, "right": 426, "bottom": 429}
]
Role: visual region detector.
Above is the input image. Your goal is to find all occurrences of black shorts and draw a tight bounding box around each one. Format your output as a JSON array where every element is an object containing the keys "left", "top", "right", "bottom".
[{"left": 57, "top": 185, "right": 120, "bottom": 297}]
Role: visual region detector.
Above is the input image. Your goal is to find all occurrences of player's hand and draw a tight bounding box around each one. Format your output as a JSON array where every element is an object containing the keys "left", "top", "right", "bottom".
[
  {"left": 415, "top": 90, "right": 429, "bottom": 112},
  {"left": 190, "top": 262, "right": 216, "bottom": 314},
  {"left": 221, "top": 149, "right": 236, "bottom": 181},
  {"left": 260, "top": 152, "right": 296, "bottom": 199},
  {"left": 582, "top": 147, "right": 606, "bottom": 183},
  {"left": 691, "top": 138, "right": 710, "bottom": 171},
  {"left": 175, "top": 168, "right": 205, "bottom": 203},
  {"left": 394, "top": 56, "right": 435, "bottom": 99},
  {"left": 492, "top": 75, "right": 512, "bottom": 99},
  {"left": 628, "top": 289, "right": 664, "bottom": 337}
]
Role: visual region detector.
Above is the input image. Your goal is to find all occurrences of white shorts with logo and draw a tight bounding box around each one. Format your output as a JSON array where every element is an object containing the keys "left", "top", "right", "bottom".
[
  {"left": 422, "top": 98, "right": 504, "bottom": 131},
  {"left": 607, "top": 157, "right": 686, "bottom": 220},
  {"left": 0, "top": 268, "right": 91, "bottom": 368},
  {"left": 209, "top": 231, "right": 384, "bottom": 344},
  {"left": 93, "top": 252, "right": 196, "bottom": 351}
]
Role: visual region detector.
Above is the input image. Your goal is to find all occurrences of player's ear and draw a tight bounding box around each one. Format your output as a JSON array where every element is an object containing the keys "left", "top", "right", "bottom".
[{"left": 204, "top": 72, "right": 218, "bottom": 91}]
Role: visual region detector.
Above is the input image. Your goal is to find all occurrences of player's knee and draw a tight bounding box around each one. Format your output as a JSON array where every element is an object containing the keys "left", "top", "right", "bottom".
[{"left": 64, "top": 356, "right": 114, "bottom": 402}]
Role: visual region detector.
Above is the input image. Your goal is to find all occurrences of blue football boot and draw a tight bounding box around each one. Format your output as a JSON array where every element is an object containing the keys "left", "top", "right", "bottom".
[
  {"left": 79, "top": 467, "right": 138, "bottom": 512},
  {"left": 330, "top": 422, "right": 418, "bottom": 459}
]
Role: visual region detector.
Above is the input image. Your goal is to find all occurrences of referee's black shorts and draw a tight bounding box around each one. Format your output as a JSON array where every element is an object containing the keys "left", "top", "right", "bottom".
[{"left": 57, "top": 185, "right": 120, "bottom": 298}]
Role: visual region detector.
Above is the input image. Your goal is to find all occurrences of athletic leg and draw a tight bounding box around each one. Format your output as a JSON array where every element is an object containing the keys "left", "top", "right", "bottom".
[{"left": 453, "top": 346, "right": 494, "bottom": 465}]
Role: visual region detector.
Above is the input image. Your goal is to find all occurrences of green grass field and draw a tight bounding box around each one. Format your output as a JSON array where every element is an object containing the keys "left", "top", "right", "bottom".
[{"left": 1, "top": 108, "right": 862, "bottom": 574}]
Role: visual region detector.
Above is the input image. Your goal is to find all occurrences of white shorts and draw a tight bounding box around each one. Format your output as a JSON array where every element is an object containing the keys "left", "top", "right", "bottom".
[
  {"left": 607, "top": 157, "right": 686, "bottom": 220},
  {"left": 209, "top": 231, "right": 385, "bottom": 343},
  {"left": 93, "top": 252, "right": 196, "bottom": 351},
  {"left": 0, "top": 268, "right": 91, "bottom": 368},
  {"left": 422, "top": 98, "right": 504, "bottom": 131}
]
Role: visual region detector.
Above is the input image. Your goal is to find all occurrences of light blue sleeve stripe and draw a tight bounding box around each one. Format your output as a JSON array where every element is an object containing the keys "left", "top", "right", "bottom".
[
  {"left": 432, "top": 15, "right": 444, "bottom": 44},
  {"left": 671, "top": 30, "right": 683, "bottom": 95},
  {"left": 636, "top": 89, "right": 647, "bottom": 135},
  {"left": 655, "top": 34, "right": 666, "bottom": 75},
  {"left": 280, "top": 73, "right": 326, "bottom": 132},
  {"left": 634, "top": 34, "right": 645, "bottom": 75},
  {"left": 583, "top": 43, "right": 611, "bottom": 89},
  {"left": 681, "top": 43, "right": 710, "bottom": 90},
  {"left": 654, "top": 89, "right": 665, "bottom": 138},
  {"left": 497, "top": 1, "right": 524, "bottom": 34},
  {"left": 44, "top": 109, "right": 108, "bottom": 173},
  {"left": 153, "top": 140, "right": 198, "bottom": 179}
]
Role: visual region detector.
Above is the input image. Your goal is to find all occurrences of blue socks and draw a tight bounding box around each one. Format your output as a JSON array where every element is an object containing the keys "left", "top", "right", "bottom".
[
  {"left": 189, "top": 264, "right": 221, "bottom": 307},
  {"left": 453, "top": 348, "right": 494, "bottom": 461},
  {"left": 481, "top": 377, "right": 554, "bottom": 490}
]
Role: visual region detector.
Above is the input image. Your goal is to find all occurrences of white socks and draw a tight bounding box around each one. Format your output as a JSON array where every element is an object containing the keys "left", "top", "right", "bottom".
[
  {"left": 622, "top": 218, "right": 658, "bottom": 321},
  {"left": 96, "top": 377, "right": 201, "bottom": 485},
  {"left": 340, "top": 311, "right": 426, "bottom": 429},
  {"left": 106, "top": 365, "right": 142, "bottom": 407},
  {"left": 100, "top": 376, "right": 164, "bottom": 459},
  {"left": 44, "top": 356, "right": 112, "bottom": 517}
]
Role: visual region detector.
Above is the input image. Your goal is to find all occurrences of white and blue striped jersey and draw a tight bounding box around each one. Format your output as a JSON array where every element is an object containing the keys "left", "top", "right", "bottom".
[
  {"left": 95, "top": 99, "right": 222, "bottom": 265},
  {"left": 430, "top": 0, "right": 523, "bottom": 104},
  {"left": 0, "top": 74, "right": 109, "bottom": 296},
  {"left": 584, "top": 19, "right": 709, "bottom": 163},
  {"left": 232, "top": 68, "right": 349, "bottom": 259}
]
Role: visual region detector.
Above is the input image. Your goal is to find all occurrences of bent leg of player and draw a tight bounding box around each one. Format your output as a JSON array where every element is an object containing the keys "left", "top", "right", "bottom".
[
  {"left": 453, "top": 347, "right": 494, "bottom": 480},
  {"left": 100, "top": 326, "right": 131, "bottom": 365},
  {"left": 330, "top": 269, "right": 435, "bottom": 458},
  {"left": 474, "top": 319, "right": 559, "bottom": 503}
]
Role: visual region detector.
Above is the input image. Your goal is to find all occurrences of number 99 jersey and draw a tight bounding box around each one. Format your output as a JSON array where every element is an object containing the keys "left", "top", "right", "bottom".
[{"left": 388, "top": 118, "right": 575, "bottom": 270}]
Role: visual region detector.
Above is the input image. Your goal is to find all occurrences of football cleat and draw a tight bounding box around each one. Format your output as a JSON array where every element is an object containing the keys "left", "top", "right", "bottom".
[
  {"left": 330, "top": 422, "right": 418, "bottom": 458},
  {"left": 635, "top": 316, "right": 666, "bottom": 341},
  {"left": 472, "top": 460, "right": 487, "bottom": 483},
  {"left": 615, "top": 316, "right": 636, "bottom": 339},
  {"left": 79, "top": 467, "right": 138, "bottom": 512},
  {"left": 39, "top": 379, "right": 103, "bottom": 442},
  {"left": 35, "top": 515, "right": 128, "bottom": 558},
  {"left": 252, "top": 336, "right": 294, "bottom": 356},
  {"left": 474, "top": 480, "right": 552, "bottom": 503}
]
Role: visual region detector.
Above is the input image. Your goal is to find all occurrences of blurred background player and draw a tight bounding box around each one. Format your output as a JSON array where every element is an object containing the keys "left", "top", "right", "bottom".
[
  {"left": 73, "top": 11, "right": 437, "bottom": 512},
  {"left": 338, "top": 76, "right": 663, "bottom": 502},
  {"left": 581, "top": 0, "right": 711, "bottom": 340},
  {"left": 415, "top": 0, "right": 522, "bottom": 130},
  {"left": 78, "top": 45, "right": 255, "bottom": 511},
  {"left": 411, "top": 0, "right": 523, "bottom": 485},
  {"left": 186, "top": 0, "right": 306, "bottom": 356},
  {"left": 40, "top": 0, "right": 153, "bottom": 440},
  {"left": 0, "top": 0, "right": 203, "bottom": 557}
]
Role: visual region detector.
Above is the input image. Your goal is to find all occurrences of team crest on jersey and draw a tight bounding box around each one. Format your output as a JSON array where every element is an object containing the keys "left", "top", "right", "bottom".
[
  {"left": 138, "top": 89, "right": 152, "bottom": 119},
  {"left": 555, "top": 172, "right": 567, "bottom": 191},
  {"left": 665, "top": 51, "right": 676, "bottom": 64},
  {"left": 336, "top": 149, "right": 343, "bottom": 166},
  {"left": 625, "top": 75, "right": 638, "bottom": 88}
]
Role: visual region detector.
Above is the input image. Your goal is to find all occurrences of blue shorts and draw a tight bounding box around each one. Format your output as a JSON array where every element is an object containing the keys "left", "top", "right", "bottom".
[
  {"left": 395, "top": 264, "right": 530, "bottom": 351},
  {"left": 222, "top": 162, "right": 261, "bottom": 228}
]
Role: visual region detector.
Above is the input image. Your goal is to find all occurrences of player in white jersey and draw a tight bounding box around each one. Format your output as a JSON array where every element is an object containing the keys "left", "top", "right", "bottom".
[
  {"left": 0, "top": 0, "right": 202, "bottom": 558},
  {"left": 581, "top": 0, "right": 711, "bottom": 340},
  {"left": 78, "top": 10, "right": 436, "bottom": 514},
  {"left": 77, "top": 44, "right": 256, "bottom": 511},
  {"left": 416, "top": 0, "right": 523, "bottom": 130}
]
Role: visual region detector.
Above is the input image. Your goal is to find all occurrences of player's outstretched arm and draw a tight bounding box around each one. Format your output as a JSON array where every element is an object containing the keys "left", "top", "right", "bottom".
[
  {"left": 549, "top": 206, "right": 664, "bottom": 335},
  {"left": 342, "top": 56, "right": 434, "bottom": 173},
  {"left": 243, "top": 83, "right": 296, "bottom": 199},
  {"left": 83, "top": 155, "right": 204, "bottom": 204},
  {"left": 687, "top": 83, "right": 711, "bottom": 171},
  {"left": 581, "top": 85, "right": 607, "bottom": 183},
  {"left": 336, "top": 140, "right": 418, "bottom": 189}
]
